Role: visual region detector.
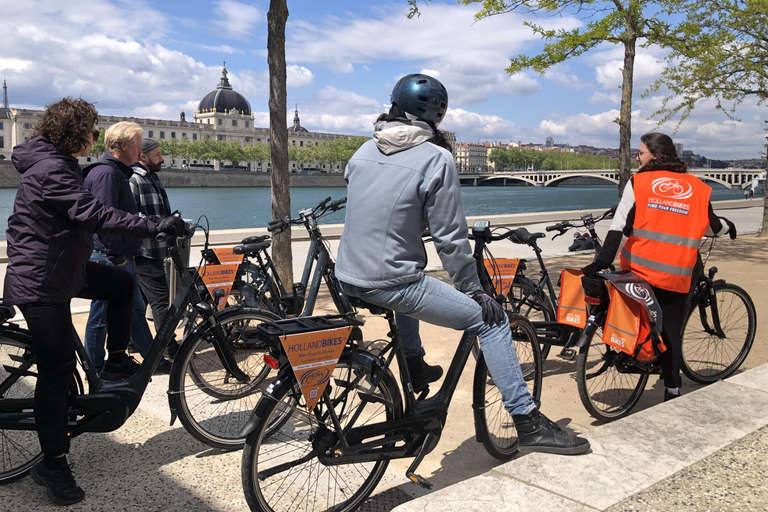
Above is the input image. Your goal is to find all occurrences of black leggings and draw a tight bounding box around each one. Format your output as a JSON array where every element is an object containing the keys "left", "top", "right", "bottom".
[
  {"left": 18, "top": 261, "right": 134, "bottom": 456},
  {"left": 652, "top": 286, "right": 688, "bottom": 389}
]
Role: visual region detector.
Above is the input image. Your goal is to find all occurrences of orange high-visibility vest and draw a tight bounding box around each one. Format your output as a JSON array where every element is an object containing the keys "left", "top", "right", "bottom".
[{"left": 619, "top": 171, "right": 711, "bottom": 293}]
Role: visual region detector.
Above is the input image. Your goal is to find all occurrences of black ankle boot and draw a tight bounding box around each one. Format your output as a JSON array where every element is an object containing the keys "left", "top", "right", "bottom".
[
  {"left": 512, "top": 409, "right": 590, "bottom": 455},
  {"left": 405, "top": 355, "right": 443, "bottom": 393},
  {"left": 663, "top": 390, "right": 681, "bottom": 402}
]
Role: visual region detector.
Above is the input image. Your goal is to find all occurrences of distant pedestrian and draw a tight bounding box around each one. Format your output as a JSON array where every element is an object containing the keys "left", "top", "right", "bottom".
[
  {"left": 749, "top": 188, "right": 753, "bottom": 198},
  {"left": 745, "top": 189, "right": 749, "bottom": 200},
  {"left": 130, "top": 138, "right": 180, "bottom": 358}
]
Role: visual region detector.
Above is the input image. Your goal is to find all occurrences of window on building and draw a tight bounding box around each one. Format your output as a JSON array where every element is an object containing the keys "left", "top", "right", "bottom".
[
  {"left": 232, "top": 120, "right": 237, "bottom": 127},
  {"left": 245, "top": 121, "right": 250, "bottom": 128},
  {"left": 256, "top": 137, "right": 261, "bottom": 142},
  {"left": 245, "top": 137, "right": 251, "bottom": 143},
  {"left": 182, "top": 133, "right": 186, "bottom": 138},
  {"left": 24, "top": 123, "right": 31, "bottom": 129},
  {"left": 0, "top": 122, "right": 3, "bottom": 130},
  {"left": 218, "top": 135, "right": 224, "bottom": 141},
  {"left": 0, "top": 136, "right": 4, "bottom": 149},
  {"left": 171, "top": 132, "right": 176, "bottom": 139},
  {"left": 218, "top": 119, "right": 222, "bottom": 126},
  {"left": 300, "top": 141, "right": 304, "bottom": 146},
  {"left": 160, "top": 131, "right": 165, "bottom": 139},
  {"left": 148, "top": 130, "right": 154, "bottom": 138},
  {"left": 193, "top": 134, "right": 197, "bottom": 140}
]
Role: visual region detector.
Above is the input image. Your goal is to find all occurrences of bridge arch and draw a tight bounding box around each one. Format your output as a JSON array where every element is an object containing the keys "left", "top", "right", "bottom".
[
  {"left": 479, "top": 175, "right": 537, "bottom": 186},
  {"left": 693, "top": 174, "right": 734, "bottom": 189},
  {"left": 544, "top": 173, "right": 618, "bottom": 187}
]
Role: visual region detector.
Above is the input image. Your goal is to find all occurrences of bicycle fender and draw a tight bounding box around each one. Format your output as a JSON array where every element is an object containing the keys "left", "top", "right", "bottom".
[{"left": 238, "top": 366, "right": 295, "bottom": 438}]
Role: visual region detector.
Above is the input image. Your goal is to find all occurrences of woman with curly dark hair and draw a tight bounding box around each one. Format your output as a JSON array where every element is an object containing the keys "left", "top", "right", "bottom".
[
  {"left": 3, "top": 98, "right": 164, "bottom": 505},
  {"left": 582, "top": 132, "right": 736, "bottom": 402}
]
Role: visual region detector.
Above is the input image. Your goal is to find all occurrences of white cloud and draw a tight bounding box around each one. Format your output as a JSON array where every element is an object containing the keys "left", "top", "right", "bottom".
[
  {"left": 212, "top": 0, "right": 262, "bottom": 41},
  {"left": 201, "top": 45, "right": 245, "bottom": 55},
  {"left": 287, "top": 65, "right": 315, "bottom": 87}
]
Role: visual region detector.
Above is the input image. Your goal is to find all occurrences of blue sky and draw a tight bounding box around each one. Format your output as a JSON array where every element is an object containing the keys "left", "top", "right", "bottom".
[{"left": 1, "top": 0, "right": 766, "bottom": 159}]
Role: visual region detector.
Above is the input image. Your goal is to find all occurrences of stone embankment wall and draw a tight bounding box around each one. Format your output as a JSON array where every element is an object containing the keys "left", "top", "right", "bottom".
[{"left": 0, "top": 161, "right": 345, "bottom": 188}]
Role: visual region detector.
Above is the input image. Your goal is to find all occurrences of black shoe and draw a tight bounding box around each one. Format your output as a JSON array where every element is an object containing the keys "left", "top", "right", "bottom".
[
  {"left": 405, "top": 355, "right": 443, "bottom": 393},
  {"left": 513, "top": 410, "right": 591, "bottom": 455},
  {"left": 664, "top": 390, "right": 681, "bottom": 402},
  {"left": 30, "top": 460, "right": 85, "bottom": 506},
  {"left": 99, "top": 356, "right": 141, "bottom": 381},
  {"left": 154, "top": 358, "right": 172, "bottom": 375},
  {"left": 166, "top": 340, "right": 180, "bottom": 360}
]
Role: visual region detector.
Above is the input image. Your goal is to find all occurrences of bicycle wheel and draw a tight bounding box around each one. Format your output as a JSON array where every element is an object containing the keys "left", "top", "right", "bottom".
[
  {"left": 682, "top": 283, "right": 756, "bottom": 384},
  {"left": 0, "top": 332, "right": 83, "bottom": 483},
  {"left": 575, "top": 325, "right": 648, "bottom": 422},
  {"left": 169, "top": 307, "right": 281, "bottom": 450},
  {"left": 473, "top": 314, "right": 542, "bottom": 460},
  {"left": 242, "top": 352, "right": 401, "bottom": 512},
  {"left": 507, "top": 278, "right": 555, "bottom": 360}
]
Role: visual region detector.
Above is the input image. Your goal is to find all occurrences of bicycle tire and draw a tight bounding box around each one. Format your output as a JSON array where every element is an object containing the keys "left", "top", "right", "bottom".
[
  {"left": 575, "top": 325, "right": 647, "bottom": 422},
  {"left": 506, "top": 278, "right": 555, "bottom": 360},
  {"left": 0, "top": 331, "right": 83, "bottom": 483},
  {"left": 169, "top": 307, "right": 282, "bottom": 450},
  {"left": 473, "top": 314, "right": 542, "bottom": 460},
  {"left": 242, "top": 351, "right": 401, "bottom": 512},
  {"left": 681, "top": 282, "right": 756, "bottom": 384}
]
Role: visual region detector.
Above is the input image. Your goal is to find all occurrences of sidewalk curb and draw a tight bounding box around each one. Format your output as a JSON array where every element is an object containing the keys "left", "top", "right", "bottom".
[{"left": 392, "top": 363, "right": 768, "bottom": 512}]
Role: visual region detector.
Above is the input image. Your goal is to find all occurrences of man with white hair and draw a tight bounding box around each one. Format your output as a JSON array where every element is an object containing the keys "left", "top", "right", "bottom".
[{"left": 83, "top": 122, "right": 172, "bottom": 379}]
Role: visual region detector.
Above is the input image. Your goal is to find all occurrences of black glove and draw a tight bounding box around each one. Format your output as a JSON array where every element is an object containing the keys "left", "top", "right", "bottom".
[
  {"left": 146, "top": 215, "right": 162, "bottom": 225},
  {"left": 581, "top": 262, "right": 605, "bottom": 277},
  {"left": 723, "top": 218, "right": 737, "bottom": 240},
  {"left": 471, "top": 291, "right": 506, "bottom": 326},
  {"left": 156, "top": 216, "right": 186, "bottom": 237}
]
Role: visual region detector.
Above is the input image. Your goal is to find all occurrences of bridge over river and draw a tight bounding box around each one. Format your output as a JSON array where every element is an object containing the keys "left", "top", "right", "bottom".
[{"left": 459, "top": 168, "right": 763, "bottom": 190}]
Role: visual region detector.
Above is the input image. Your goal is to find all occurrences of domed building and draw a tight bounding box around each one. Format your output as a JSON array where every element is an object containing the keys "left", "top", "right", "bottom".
[{"left": 197, "top": 65, "right": 251, "bottom": 115}]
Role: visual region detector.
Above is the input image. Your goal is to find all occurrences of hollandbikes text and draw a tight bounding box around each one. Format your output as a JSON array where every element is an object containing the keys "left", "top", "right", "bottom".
[
  {"left": 287, "top": 336, "right": 346, "bottom": 353},
  {"left": 648, "top": 197, "right": 690, "bottom": 215}
]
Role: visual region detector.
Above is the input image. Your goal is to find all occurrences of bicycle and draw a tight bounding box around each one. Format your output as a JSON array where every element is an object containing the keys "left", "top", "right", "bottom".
[
  {"left": 168, "top": 197, "right": 352, "bottom": 450},
  {"left": 239, "top": 220, "right": 543, "bottom": 512},
  {"left": 0, "top": 221, "right": 276, "bottom": 483},
  {"left": 574, "top": 237, "right": 756, "bottom": 422},
  {"left": 501, "top": 207, "right": 616, "bottom": 361}
]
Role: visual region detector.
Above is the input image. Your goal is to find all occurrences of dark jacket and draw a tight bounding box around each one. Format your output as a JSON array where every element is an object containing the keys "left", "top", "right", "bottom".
[
  {"left": 3, "top": 136, "right": 155, "bottom": 305},
  {"left": 83, "top": 154, "right": 143, "bottom": 264}
]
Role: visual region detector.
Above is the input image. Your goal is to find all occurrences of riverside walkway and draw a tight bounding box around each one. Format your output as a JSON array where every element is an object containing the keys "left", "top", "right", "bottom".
[{"left": 1, "top": 200, "right": 766, "bottom": 511}]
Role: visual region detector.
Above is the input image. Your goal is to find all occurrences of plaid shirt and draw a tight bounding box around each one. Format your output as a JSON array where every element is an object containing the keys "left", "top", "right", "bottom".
[{"left": 129, "top": 163, "right": 172, "bottom": 260}]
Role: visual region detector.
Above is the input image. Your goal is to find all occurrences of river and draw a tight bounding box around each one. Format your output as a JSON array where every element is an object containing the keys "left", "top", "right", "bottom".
[{"left": 0, "top": 184, "right": 747, "bottom": 240}]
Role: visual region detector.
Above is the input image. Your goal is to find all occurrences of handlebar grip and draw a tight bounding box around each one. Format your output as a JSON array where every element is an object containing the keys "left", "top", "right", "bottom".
[
  {"left": 330, "top": 198, "right": 347, "bottom": 210},
  {"left": 319, "top": 196, "right": 332, "bottom": 208},
  {"left": 156, "top": 232, "right": 171, "bottom": 242},
  {"left": 268, "top": 216, "right": 290, "bottom": 232},
  {"left": 546, "top": 224, "right": 560, "bottom": 232}
]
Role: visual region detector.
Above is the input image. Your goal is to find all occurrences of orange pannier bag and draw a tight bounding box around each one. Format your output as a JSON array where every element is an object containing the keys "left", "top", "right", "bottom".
[
  {"left": 602, "top": 282, "right": 666, "bottom": 362},
  {"left": 557, "top": 268, "right": 587, "bottom": 328}
]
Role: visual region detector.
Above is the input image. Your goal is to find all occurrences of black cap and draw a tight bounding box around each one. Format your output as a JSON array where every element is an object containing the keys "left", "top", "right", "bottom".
[{"left": 141, "top": 138, "right": 160, "bottom": 154}]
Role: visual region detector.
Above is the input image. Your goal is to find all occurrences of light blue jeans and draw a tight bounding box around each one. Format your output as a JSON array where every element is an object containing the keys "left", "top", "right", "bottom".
[
  {"left": 84, "top": 252, "right": 154, "bottom": 370},
  {"left": 341, "top": 275, "right": 536, "bottom": 416}
]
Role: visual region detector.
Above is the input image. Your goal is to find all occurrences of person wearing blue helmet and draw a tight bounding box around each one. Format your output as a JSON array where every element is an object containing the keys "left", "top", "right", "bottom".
[{"left": 336, "top": 73, "right": 590, "bottom": 455}]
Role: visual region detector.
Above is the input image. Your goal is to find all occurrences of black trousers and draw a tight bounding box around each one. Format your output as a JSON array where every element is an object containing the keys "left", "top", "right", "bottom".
[
  {"left": 19, "top": 262, "right": 134, "bottom": 456},
  {"left": 135, "top": 256, "right": 170, "bottom": 333},
  {"left": 653, "top": 286, "right": 688, "bottom": 389}
]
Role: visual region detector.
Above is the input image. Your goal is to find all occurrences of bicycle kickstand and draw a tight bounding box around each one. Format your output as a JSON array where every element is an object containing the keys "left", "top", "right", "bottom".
[{"left": 405, "top": 432, "right": 436, "bottom": 490}]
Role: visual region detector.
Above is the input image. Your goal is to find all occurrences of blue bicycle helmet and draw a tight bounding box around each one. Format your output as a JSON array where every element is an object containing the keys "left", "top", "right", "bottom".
[{"left": 390, "top": 74, "right": 448, "bottom": 126}]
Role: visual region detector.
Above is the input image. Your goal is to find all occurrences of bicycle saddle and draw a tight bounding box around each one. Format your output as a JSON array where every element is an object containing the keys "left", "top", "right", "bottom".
[
  {"left": 513, "top": 227, "right": 545, "bottom": 245},
  {"left": 241, "top": 234, "right": 270, "bottom": 245},
  {"left": 346, "top": 296, "right": 389, "bottom": 316},
  {"left": 0, "top": 304, "right": 16, "bottom": 323},
  {"left": 233, "top": 241, "right": 271, "bottom": 256}
]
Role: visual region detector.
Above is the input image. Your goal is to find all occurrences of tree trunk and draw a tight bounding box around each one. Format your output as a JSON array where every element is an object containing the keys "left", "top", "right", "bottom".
[
  {"left": 760, "top": 183, "right": 768, "bottom": 237},
  {"left": 267, "top": 0, "right": 293, "bottom": 283},
  {"left": 617, "top": 27, "right": 638, "bottom": 200}
]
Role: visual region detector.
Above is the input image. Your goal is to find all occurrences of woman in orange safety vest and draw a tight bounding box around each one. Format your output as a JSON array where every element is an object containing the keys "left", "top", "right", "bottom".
[{"left": 582, "top": 132, "right": 736, "bottom": 401}]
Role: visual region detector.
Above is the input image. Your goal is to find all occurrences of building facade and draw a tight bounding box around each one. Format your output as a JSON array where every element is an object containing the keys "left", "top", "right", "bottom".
[{"left": 0, "top": 67, "right": 354, "bottom": 172}]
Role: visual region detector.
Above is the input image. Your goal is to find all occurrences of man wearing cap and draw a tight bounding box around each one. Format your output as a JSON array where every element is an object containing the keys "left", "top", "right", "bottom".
[{"left": 130, "top": 138, "right": 180, "bottom": 358}]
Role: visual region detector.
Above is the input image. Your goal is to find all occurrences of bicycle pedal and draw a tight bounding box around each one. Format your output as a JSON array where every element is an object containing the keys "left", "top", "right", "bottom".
[
  {"left": 558, "top": 348, "right": 576, "bottom": 361},
  {"left": 406, "top": 471, "right": 433, "bottom": 490}
]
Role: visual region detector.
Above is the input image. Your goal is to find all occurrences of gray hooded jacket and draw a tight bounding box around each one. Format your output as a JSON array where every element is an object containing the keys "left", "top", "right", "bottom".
[{"left": 335, "top": 120, "right": 482, "bottom": 294}]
